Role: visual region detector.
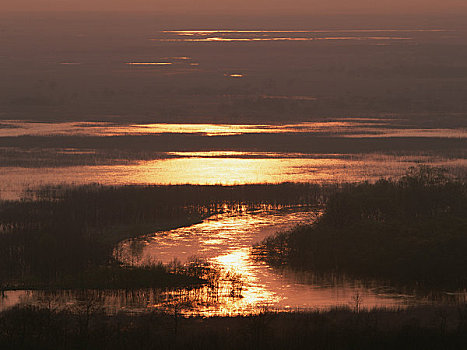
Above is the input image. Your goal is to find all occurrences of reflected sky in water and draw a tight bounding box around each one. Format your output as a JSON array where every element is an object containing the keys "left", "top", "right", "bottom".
[
  {"left": 152, "top": 29, "right": 449, "bottom": 44},
  {"left": 155, "top": 37, "right": 413, "bottom": 42},
  {"left": 114, "top": 209, "right": 415, "bottom": 315},
  {"left": 1, "top": 208, "right": 464, "bottom": 316},
  {"left": 1, "top": 120, "right": 466, "bottom": 138},
  {"left": 161, "top": 30, "right": 447, "bottom": 34},
  {"left": 1, "top": 153, "right": 466, "bottom": 200}
]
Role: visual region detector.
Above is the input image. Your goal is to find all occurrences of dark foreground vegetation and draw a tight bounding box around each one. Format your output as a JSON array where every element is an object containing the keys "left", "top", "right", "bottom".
[
  {"left": 2, "top": 304, "right": 467, "bottom": 350},
  {"left": 0, "top": 183, "right": 327, "bottom": 290},
  {"left": 256, "top": 167, "right": 467, "bottom": 289}
]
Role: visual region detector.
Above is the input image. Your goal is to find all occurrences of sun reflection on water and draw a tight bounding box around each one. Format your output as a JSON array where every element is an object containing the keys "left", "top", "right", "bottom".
[
  {"left": 161, "top": 30, "right": 447, "bottom": 35},
  {"left": 156, "top": 37, "right": 413, "bottom": 42},
  {"left": 126, "top": 62, "right": 172, "bottom": 65},
  {"left": 113, "top": 209, "right": 417, "bottom": 316},
  {"left": 152, "top": 29, "right": 449, "bottom": 44},
  {"left": 3, "top": 206, "right": 465, "bottom": 315},
  {"left": 1, "top": 154, "right": 466, "bottom": 200},
  {"left": 1, "top": 120, "right": 465, "bottom": 138}
]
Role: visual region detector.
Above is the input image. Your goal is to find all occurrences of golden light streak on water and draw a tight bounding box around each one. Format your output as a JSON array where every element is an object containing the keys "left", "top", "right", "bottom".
[
  {"left": 166, "top": 56, "right": 191, "bottom": 60},
  {"left": 161, "top": 30, "right": 447, "bottom": 35},
  {"left": 113, "top": 210, "right": 413, "bottom": 316},
  {"left": 135, "top": 157, "right": 304, "bottom": 185},
  {"left": 2, "top": 119, "right": 464, "bottom": 138},
  {"left": 155, "top": 37, "right": 412, "bottom": 42},
  {"left": 1, "top": 154, "right": 466, "bottom": 200},
  {"left": 151, "top": 29, "right": 454, "bottom": 43},
  {"left": 126, "top": 62, "right": 172, "bottom": 65}
]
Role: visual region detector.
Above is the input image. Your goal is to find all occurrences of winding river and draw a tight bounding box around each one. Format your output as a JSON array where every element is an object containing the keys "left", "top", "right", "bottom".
[
  {"left": 2, "top": 208, "right": 463, "bottom": 316},
  {"left": 115, "top": 208, "right": 422, "bottom": 315}
]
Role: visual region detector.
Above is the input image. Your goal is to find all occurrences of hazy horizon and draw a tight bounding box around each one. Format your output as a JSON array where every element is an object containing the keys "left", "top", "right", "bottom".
[{"left": 2, "top": 0, "right": 467, "bottom": 15}]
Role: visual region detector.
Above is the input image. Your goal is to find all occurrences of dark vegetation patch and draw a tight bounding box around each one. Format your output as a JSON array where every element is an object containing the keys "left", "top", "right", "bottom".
[
  {"left": 0, "top": 147, "right": 175, "bottom": 167},
  {"left": 0, "top": 183, "right": 326, "bottom": 290},
  {"left": 0, "top": 134, "right": 465, "bottom": 155},
  {"left": 1, "top": 304, "right": 467, "bottom": 350},
  {"left": 255, "top": 167, "right": 467, "bottom": 289}
]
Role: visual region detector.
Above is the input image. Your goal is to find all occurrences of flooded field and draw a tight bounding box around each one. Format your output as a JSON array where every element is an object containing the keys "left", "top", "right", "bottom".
[
  {"left": 0, "top": 118, "right": 465, "bottom": 199},
  {"left": 0, "top": 13, "right": 466, "bottom": 320},
  {"left": 1, "top": 119, "right": 466, "bottom": 138},
  {"left": 0, "top": 153, "right": 465, "bottom": 200}
]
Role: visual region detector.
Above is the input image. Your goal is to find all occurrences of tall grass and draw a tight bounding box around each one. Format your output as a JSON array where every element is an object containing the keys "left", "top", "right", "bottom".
[
  {"left": 0, "top": 183, "right": 329, "bottom": 289},
  {"left": 255, "top": 167, "right": 467, "bottom": 289},
  {"left": 2, "top": 304, "right": 467, "bottom": 349}
]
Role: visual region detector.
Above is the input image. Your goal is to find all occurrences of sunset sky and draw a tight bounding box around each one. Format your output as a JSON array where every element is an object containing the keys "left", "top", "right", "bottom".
[{"left": 2, "top": 0, "right": 467, "bottom": 14}]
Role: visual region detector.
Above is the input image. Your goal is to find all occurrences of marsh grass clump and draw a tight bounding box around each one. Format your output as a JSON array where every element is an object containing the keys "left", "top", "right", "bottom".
[{"left": 256, "top": 167, "right": 467, "bottom": 289}]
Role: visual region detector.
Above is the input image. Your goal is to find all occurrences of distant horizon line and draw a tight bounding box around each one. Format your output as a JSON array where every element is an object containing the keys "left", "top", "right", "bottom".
[{"left": 1, "top": 10, "right": 467, "bottom": 17}]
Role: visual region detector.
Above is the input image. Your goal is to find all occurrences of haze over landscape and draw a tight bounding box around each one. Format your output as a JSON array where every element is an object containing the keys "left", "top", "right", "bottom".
[
  {"left": 2, "top": 0, "right": 467, "bottom": 14},
  {"left": 0, "top": 1, "right": 466, "bottom": 349}
]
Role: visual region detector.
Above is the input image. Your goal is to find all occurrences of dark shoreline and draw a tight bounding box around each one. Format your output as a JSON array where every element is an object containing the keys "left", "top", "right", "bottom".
[
  {"left": 255, "top": 168, "right": 467, "bottom": 290},
  {"left": 2, "top": 304, "right": 467, "bottom": 349}
]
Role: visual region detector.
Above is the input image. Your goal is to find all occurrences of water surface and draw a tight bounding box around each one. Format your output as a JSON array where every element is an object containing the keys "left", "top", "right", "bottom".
[
  {"left": 0, "top": 209, "right": 420, "bottom": 316},
  {"left": 1, "top": 153, "right": 465, "bottom": 200}
]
